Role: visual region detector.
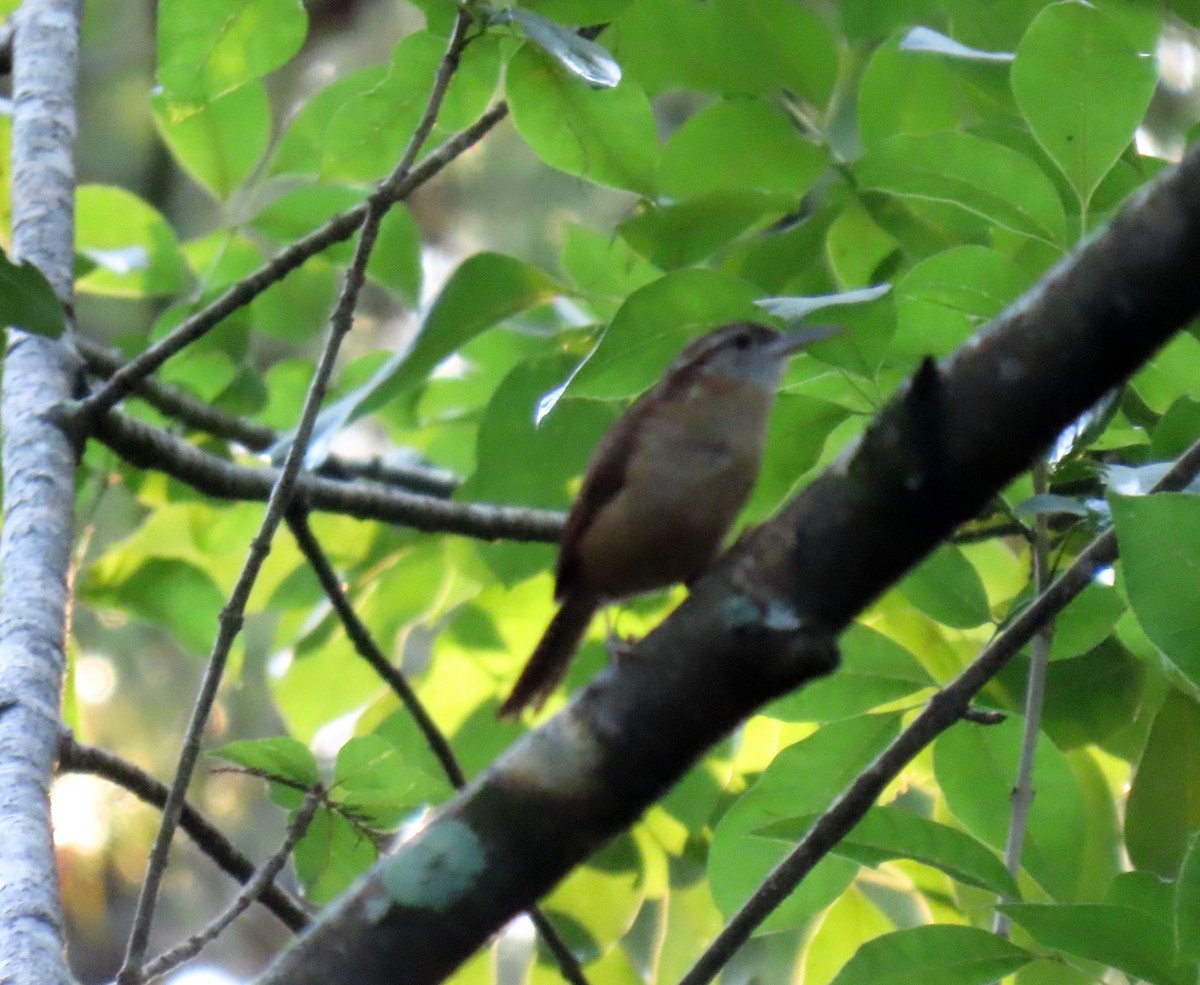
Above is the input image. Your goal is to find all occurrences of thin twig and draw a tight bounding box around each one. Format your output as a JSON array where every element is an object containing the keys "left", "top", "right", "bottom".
[
  {"left": 952, "top": 521, "right": 1034, "bottom": 545},
  {"left": 76, "top": 101, "right": 508, "bottom": 424},
  {"left": 78, "top": 337, "right": 460, "bottom": 497},
  {"left": 58, "top": 734, "right": 309, "bottom": 932},
  {"left": 285, "top": 508, "right": 590, "bottom": 985},
  {"left": 285, "top": 508, "right": 464, "bottom": 786},
  {"left": 92, "top": 408, "right": 561, "bottom": 541},
  {"left": 677, "top": 437, "right": 1200, "bottom": 985},
  {"left": 994, "top": 458, "right": 1054, "bottom": 938},
  {"left": 141, "top": 788, "right": 322, "bottom": 982},
  {"left": 117, "top": 16, "right": 480, "bottom": 982}
]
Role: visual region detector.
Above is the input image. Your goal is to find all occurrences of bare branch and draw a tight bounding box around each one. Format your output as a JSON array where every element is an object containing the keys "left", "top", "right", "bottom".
[
  {"left": 677, "top": 434, "right": 1200, "bottom": 985},
  {"left": 286, "top": 508, "right": 590, "bottom": 985},
  {"left": 76, "top": 100, "right": 508, "bottom": 423},
  {"left": 119, "top": 15, "right": 485, "bottom": 982},
  {"left": 58, "top": 734, "right": 309, "bottom": 932},
  {"left": 994, "top": 458, "right": 1053, "bottom": 938},
  {"left": 78, "top": 336, "right": 460, "bottom": 498},
  {"left": 92, "top": 408, "right": 561, "bottom": 541},
  {"left": 286, "top": 509, "right": 465, "bottom": 787},
  {"left": 141, "top": 789, "right": 321, "bottom": 982}
]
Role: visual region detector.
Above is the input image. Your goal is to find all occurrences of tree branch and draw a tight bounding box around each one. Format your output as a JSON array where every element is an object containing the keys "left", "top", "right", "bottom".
[
  {"left": 58, "top": 734, "right": 309, "bottom": 932},
  {"left": 257, "top": 138, "right": 1200, "bottom": 985},
  {"left": 92, "top": 408, "right": 562, "bottom": 541},
  {"left": 994, "top": 458, "right": 1053, "bottom": 938},
  {"left": 0, "top": 2, "right": 82, "bottom": 981},
  {"left": 678, "top": 434, "right": 1200, "bottom": 985},
  {"left": 77, "top": 336, "right": 460, "bottom": 498},
  {"left": 285, "top": 508, "right": 590, "bottom": 985},
  {"left": 286, "top": 509, "right": 466, "bottom": 787},
  {"left": 119, "top": 14, "right": 486, "bottom": 982},
  {"left": 141, "top": 788, "right": 321, "bottom": 982},
  {"left": 75, "top": 100, "right": 508, "bottom": 423}
]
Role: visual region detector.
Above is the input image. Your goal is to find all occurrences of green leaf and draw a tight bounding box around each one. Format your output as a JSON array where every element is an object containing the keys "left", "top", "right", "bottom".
[
  {"left": 611, "top": 0, "right": 835, "bottom": 102},
  {"left": 212, "top": 736, "right": 320, "bottom": 787},
  {"left": 252, "top": 185, "right": 421, "bottom": 303},
  {"left": 769, "top": 623, "right": 932, "bottom": 723},
  {"left": 113, "top": 558, "right": 226, "bottom": 656},
  {"left": 829, "top": 925, "right": 1029, "bottom": 985},
  {"left": 1176, "top": 834, "right": 1200, "bottom": 961},
  {"left": 76, "top": 185, "right": 190, "bottom": 298},
  {"left": 1012, "top": 2, "right": 1158, "bottom": 204},
  {"left": 709, "top": 0, "right": 838, "bottom": 106},
  {"left": 825, "top": 199, "right": 899, "bottom": 290},
  {"left": 323, "top": 31, "right": 501, "bottom": 182},
  {"left": 757, "top": 806, "right": 1017, "bottom": 897},
  {"left": 1049, "top": 581, "right": 1126, "bottom": 661},
  {"left": 934, "top": 716, "right": 1088, "bottom": 899},
  {"left": 508, "top": 8, "right": 622, "bottom": 88},
  {"left": 1021, "top": 638, "right": 1144, "bottom": 750},
  {"left": 1126, "top": 689, "right": 1200, "bottom": 878},
  {"left": 660, "top": 99, "right": 829, "bottom": 198},
  {"left": 152, "top": 82, "right": 270, "bottom": 200},
  {"left": 295, "top": 253, "right": 562, "bottom": 462},
  {"left": 744, "top": 393, "right": 850, "bottom": 519},
  {"left": 506, "top": 42, "right": 658, "bottom": 194},
  {"left": 269, "top": 66, "right": 388, "bottom": 177},
  {"left": 854, "top": 131, "right": 1067, "bottom": 245},
  {"left": 618, "top": 191, "right": 792, "bottom": 270},
  {"left": 559, "top": 222, "right": 659, "bottom": 304},
  {"left": 249, "top": 254, "right": 340, "bottom": 343},
  {"left": 709, "top": 714, "right": 902, "bottom": 933},
  {"left": 458, "top": 353, "right": 618, "bottom": 508},
  {"left": 294, "top": 806, "right": 378, "bottom": 903},
  {"left": 894, "top": 246, "right": 1030, "bottom": 359},
  {"left": 332, "top": 735, "right": 451, "bottom": 828},
  {"left": 1112, "top": 493, "right": 1200, "bottom": 686},
  {"left": 897, "top": 545, "right": 990, "bottom": 629},
  {"left": 567, "top": 269, "right": 763, "bottom": 401},
  {"left": 0, "top": 249, "right": 64, "bottom": 338},
  {"left": 1000, "top": 902, "right": 1189, "bottom": 985},
  {"left": 858, "top": 38, "right": 962, "bottom": 149},
  {"left": 543, "top": 835, "right": 646, "bottom": 962},
  {"left": 518, "top": 0, "right": 633, "bottom": 20},
  {"left": 157, "top": 0, "right": 307, "bottom": 108}
]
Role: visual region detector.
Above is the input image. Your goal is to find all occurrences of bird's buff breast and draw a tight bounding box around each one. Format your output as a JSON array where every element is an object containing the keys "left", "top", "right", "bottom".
[{"left": 574, "top": 407, "right": 765, "bottom": 597}]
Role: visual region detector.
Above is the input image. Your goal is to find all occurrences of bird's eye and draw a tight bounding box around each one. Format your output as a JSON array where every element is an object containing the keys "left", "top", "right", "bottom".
[{"left": 733, "top": 332, "right": 752, "bottom": 350}]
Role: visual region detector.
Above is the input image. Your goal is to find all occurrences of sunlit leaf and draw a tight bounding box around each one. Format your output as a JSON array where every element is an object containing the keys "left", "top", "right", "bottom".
[
  {"left": 508, "top": 8, "right": 622, "bottom": 88},
  {"left": 829, "top": 926, "right": 1029, "bottom": 985},
  {"left": 1112, "top": 493, "right": 1200, "bottom": 686},
  {"left": 157, "top": 0, "right": 307, "bottom": 108},
  {"left": 1012, "top": 2, "right": 1157, "bottom": 203},
  {"left": 855, "top": 131, "right": 1066, "bottom": 245},
  {"left": 506, "top": 42, "right": 658, "bottom": 194}
]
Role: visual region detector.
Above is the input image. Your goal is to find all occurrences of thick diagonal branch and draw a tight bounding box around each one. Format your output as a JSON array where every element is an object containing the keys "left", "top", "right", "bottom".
[{"left": 257, "top": 139, "right": 1200, "bottom": 985}]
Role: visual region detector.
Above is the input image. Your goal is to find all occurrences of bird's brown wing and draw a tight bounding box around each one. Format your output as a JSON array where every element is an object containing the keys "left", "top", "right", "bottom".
[{"left": 554, "top": 389, "right": 656, "bottom": 599}]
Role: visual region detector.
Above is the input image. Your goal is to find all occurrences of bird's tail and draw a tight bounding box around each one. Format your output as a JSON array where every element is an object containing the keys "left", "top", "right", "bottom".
[{"left": 497, "top": 593, "right": 599, "bottom": 719}]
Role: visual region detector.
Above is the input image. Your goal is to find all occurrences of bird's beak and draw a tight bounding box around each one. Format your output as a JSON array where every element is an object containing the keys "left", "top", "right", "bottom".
[{"left": 774, "top": 323, "right": 841, "bottom": 355}]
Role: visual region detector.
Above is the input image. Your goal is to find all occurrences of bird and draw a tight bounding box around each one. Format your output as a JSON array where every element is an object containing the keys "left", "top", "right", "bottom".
[{"left": 497, "top": 320, "right": 839, "bottom": 718}]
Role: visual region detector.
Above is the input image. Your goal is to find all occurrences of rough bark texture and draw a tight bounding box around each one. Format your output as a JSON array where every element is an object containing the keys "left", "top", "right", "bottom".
[
  {"left": 0, "top": 1, "right": 81, "bottom": 982},
  {"left": 257, "top": 128, "right": 1200, "bottom": 985}
]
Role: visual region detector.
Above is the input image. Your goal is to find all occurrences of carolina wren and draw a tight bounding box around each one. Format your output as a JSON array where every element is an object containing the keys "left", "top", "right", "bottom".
[{"left": 498, "top": 321, "right": 838, "bottom": 718}]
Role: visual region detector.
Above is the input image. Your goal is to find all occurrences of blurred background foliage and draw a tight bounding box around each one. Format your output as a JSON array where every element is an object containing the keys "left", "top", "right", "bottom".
[{"left": 40, "top": 0, "right": 1200, "bottom": 983}]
